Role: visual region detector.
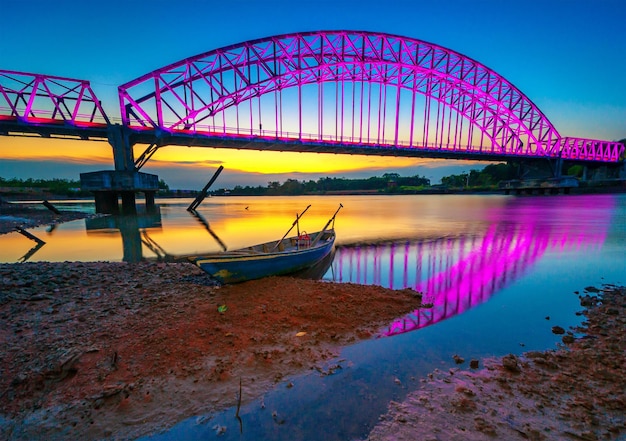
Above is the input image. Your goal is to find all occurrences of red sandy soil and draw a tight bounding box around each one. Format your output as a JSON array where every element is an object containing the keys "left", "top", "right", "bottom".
[{"left": 0, "top": 261, "right": 425, "bottom": 440}]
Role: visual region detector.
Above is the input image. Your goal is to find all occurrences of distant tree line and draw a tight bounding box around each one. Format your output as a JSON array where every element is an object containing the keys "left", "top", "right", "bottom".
[
  {"left": 210, "top": 163, "right": 524, "bottom": 196},
  {"left": 0, "top": 177, "right": 89, "bottom": 196},
  {"left": 440, "top": 163, "right": 518, "bottom": 188},
  {"left": 5, "top": 144, "right": 625, "bottom": 198},
  {"left": 211, "top": 173, "right": 431, "bottom": 196},
  {"left": 0, "top": 177, "right": 170, "bottom": 197}
]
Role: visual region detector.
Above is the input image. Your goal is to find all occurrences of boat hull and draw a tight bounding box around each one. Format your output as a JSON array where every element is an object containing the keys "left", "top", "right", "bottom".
[{"left": 192, "top": 230, "right": 335, "bottom": 284}]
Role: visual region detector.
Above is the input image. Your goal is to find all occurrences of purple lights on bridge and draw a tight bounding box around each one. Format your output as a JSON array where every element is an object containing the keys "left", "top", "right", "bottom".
[
  {"left": 118, "top": 31, "right": 623, "bottom": 162},
  {"left": 0, "top": 31, "right": 623, "bottom": 163}
]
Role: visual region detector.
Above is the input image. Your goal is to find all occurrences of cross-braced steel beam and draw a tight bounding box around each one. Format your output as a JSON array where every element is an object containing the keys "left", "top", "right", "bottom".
[{"left": 0, "top": 70, "right": 109, "bottom": 127}]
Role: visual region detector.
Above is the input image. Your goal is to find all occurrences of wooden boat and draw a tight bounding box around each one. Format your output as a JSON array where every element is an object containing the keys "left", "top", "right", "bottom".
[{"left": 189, "top": 204, "right": 342, "bottom": 284}]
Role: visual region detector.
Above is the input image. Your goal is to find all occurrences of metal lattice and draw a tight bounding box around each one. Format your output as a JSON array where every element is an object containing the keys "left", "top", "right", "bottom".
[
  {"left": 0, "top": 33, "right": 622, "bottom": 163},
  {"left": 0, "top": 70, "right": 109, "bottom": 126},
  {"left": 119, "top": 31, "right": 623, "bottom": 162}
]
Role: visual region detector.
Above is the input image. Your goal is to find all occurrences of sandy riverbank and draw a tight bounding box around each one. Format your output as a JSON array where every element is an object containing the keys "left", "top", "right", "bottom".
[
  {"left": 0, "top": 261, "right": 427, "bottom": 440},
  {"left": 0, "top": 200, "right": 94, "bottom": 235}
]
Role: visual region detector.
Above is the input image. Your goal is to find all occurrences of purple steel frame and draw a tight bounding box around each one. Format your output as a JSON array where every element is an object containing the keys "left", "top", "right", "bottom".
[
  {"left": 0, "top": 70, "right": 109, "bottom": 126},
  {"left": 119, "top": 31, "right": 623, "bottom": 162}
]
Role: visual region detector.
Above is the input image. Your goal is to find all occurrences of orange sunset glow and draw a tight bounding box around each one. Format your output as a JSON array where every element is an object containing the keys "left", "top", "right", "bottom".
[
  {"left": 0, "top": 137, "right": 438, "bottom": 177},
  {"left": 0, "top": 137, "right": 112, "bottom": 164}
]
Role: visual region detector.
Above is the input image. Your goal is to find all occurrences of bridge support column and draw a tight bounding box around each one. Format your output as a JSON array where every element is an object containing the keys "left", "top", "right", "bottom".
[
  {"left": 94, "top": 192, "right": 119, "bottom": 214},
  {"left": 82, "top": 125, "right": 162, "bottom": 213},
  {"left": 108, "top": 124, "right": 135, "bottom": 172},
  {"left": 120, "top": 191, "right": 137, "bottom": 213},
  {"left": 145, "top": 191, "right": 156, "bottom": 210},
  {"left": 554, "top": 158, "right": 563, "bottom": 178}
]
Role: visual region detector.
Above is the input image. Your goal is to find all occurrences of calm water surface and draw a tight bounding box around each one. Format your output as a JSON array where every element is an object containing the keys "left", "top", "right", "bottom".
[{"left": 2, "top": 194, "right": 625, "bottom": 440}]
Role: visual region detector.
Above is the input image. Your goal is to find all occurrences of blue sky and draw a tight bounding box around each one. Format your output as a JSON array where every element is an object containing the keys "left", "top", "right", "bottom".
[{"left": 1, "top": 0, "right": 624, "bottom": 188}]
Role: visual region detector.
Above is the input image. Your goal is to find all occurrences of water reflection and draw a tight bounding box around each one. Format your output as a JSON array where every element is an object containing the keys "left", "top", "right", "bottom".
[
  {"left": 81, "top": 207, "right": 336, "bottom": 281},
  {"left": 188, "top": 210, "right": 228, "bottom": 251},
  {"left": 17, "top": 238, "right": 45, "bottom": 263},
  {"left": 329, "top": 204, "right": 610, "bottom": 336},
  {"left": 85, "top": 208, "right": 162, "bottom": 262}
]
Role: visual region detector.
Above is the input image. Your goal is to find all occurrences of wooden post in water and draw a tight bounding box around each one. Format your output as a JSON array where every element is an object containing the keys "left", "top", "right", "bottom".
[
  {"left": 42, "top": 200, "right": 61, "bottom": 214},
  {"left": 187, "top": 166, "right": 224, "bottom": 211}
]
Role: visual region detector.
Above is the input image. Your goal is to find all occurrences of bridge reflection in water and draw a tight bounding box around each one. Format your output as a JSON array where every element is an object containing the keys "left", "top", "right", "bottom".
[{"left": 329, "top": 219, "right": 607, "bottom": 337}]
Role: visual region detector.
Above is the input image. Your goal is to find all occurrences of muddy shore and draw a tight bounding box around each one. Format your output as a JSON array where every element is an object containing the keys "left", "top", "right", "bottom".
[
  {"left": 0, "top": 261, "right": 427, "bottom": 440},
  {"left": 1, "top": 204, "right": 624, "bottom": 440},
  {"left": 366, "top": 286, "right": 626, "bottom": 441}
]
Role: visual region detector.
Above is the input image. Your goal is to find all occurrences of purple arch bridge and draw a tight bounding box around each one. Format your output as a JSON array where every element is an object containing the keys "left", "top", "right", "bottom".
[{"left": 1, "top": 31, "right": 623, "bottom": 210}]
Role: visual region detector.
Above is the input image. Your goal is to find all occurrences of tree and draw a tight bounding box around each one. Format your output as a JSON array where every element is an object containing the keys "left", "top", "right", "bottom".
[
  {"left": 480, "top": 163, "right": 518, "bottom": 182},
  {"left": 158, "top": 179, "right": 169, "bottom": 191},
  {"left": 441, "top": 174, "right": 466, "bottom": 188},
  {"left": 281, "top": 179, "right": 304, "bottom": 195},
  {"left": 567, "top": 165, "right": 584, "bottom": 178}
]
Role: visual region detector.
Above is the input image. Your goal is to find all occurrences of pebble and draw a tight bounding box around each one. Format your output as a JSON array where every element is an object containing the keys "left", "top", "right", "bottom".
[{"left": 551, "top": 326, "right": 565, "bottom": 335}]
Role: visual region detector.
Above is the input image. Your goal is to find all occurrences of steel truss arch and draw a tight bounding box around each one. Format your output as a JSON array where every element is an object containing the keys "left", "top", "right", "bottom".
[{"left": 118, "top": 31, "right": 624, "bottom": 162}]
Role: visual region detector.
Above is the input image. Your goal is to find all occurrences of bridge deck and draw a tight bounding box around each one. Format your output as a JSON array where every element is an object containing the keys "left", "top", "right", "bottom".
[{"left": 2, "top": 117, "right": 620, "bottom": 164}]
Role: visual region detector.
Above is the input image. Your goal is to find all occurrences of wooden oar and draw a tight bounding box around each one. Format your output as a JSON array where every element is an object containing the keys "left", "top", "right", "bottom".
[
  {"left": 271, "top": 205, "right": 311, "bottom": 251},
  {"left": 311, "top": 203, "right": 343, "bottom": 246}
]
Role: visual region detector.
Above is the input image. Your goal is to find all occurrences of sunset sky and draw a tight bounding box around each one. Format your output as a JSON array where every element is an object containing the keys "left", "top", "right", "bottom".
[{"left": 1, "top": 0, "right": 624, "bottom": 189}]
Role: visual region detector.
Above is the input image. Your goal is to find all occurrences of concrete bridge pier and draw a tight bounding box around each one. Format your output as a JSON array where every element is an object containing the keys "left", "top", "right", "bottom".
[
  {"left": 81, "top": 170, "right": 159, "bottom": 214},
  {"left": 120, "top": 191, "right": 137, "bottom": 212},
  {"left": 80, "top": 125, "right": 161, "bottom": 214},
  {"left": 93, "top": 188, "right": 157, "bottom": 214},
  {"left": 108, "top": 124, "right": 135, "bottom": 172}
]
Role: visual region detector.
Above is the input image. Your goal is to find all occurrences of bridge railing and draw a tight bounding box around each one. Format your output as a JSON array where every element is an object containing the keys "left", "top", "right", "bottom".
[
  {"left": 124, "top": 121, "right": 625, "bottom": 161},
  {"left": 559, "top": 137, "right": 625, "bottom": 162}
]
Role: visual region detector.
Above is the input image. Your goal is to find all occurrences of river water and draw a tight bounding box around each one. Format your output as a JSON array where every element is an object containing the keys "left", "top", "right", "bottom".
[{"left": 2, "top": 194, "right": 625, "bottom": 440}]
